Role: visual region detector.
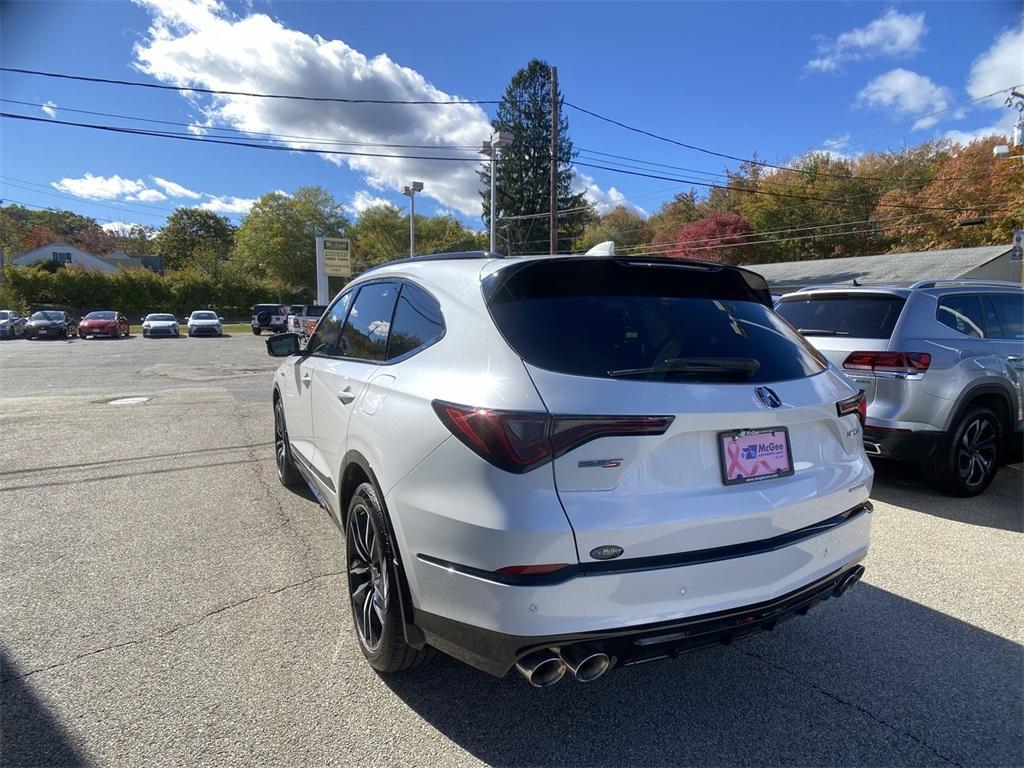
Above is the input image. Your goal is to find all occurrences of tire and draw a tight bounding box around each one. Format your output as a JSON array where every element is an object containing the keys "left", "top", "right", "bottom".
[
  {"left": 273, "top": 399, "right": 303, "bottom": 489},
  {"left": 345, "top": 482, "right": 434, "bottom": 673},
  {"left": 188, "top": 330, "right": 194, "bottom": 337},
  {"left": 252, "top": 327, "right": 262, "bottom": 335},
  {"left": 924, "top": 406, "right": 1003, "bottom": 497}
]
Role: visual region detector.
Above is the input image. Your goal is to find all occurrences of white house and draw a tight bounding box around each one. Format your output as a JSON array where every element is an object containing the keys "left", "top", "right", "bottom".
[{"left": 10, "top": 242, "right": 117, "bottom": 273}]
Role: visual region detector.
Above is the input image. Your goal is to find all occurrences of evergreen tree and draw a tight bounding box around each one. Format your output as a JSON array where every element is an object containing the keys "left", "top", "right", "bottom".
[{"left": 480, "top": 59, "right": 588, "bottom": 255}]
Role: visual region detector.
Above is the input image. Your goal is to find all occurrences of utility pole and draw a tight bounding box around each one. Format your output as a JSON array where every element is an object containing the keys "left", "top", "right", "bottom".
[
  {"left": 549, "top": 66, "right": 559, "bottom": 256},
  {"left": 402, "top": 181, "right": 423, "bottom": 257}
]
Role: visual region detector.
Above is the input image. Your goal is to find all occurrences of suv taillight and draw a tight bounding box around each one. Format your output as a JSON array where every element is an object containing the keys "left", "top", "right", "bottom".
[
  {"left": 432, "top": 400, "right": 674, "bottom": 474},
  {"left": 843, "top": 351, "right": 931, "bottom": 375},
  {"left": 837, "top": 391, "right": 866, "bottom": 426}
]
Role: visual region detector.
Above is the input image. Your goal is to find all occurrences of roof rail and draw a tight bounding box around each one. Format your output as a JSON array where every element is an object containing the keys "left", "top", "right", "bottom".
[
  {"left": 909, "top": 278, "right": 1022, "bottom": 290},
  {"left": 357, "top": 250, "right": 504, "bottom": 276}
]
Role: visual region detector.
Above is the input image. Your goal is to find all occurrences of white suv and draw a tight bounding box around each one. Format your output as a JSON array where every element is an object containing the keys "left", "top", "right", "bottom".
[{"left": 266, "top": 253, "right": 874, "bottom": 686}]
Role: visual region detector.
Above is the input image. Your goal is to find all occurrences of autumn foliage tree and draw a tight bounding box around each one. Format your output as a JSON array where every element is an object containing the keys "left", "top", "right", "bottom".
[{"left": 669, "top": 212, "right": 753, "bottom": 264}]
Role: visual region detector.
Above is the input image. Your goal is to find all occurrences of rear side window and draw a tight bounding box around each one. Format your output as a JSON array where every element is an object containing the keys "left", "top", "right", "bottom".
[
  {"left": 937, "top": 295, "right": 984, "bottom": 338},
  {"left": 387, "top": 284, "right": 444, "bottom": 360},
  {"left": 340, "top": 282, "right": 399, "bottom": 362},
  {"left": 987, "top": 294, "right": 1024, "bottom": 340},
  {"left": 485, "top": 259, "right": 825, "bottom": 383},
  {"left": 776, "top": 294, "right": 906, "bottom": 340}
]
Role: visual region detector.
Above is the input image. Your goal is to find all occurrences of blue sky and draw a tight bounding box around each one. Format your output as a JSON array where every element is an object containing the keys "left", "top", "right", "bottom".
[{"left": 0, "top": 0, "right": 1020, "bottom": 235}]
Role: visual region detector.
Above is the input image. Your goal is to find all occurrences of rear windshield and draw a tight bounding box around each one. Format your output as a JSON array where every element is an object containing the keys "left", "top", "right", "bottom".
[
  {"left": 485, "top": 259, "right": 826, "bottom": 383},
  {"left": 776, "top": 294, "right": 906, "bottom": 340}
]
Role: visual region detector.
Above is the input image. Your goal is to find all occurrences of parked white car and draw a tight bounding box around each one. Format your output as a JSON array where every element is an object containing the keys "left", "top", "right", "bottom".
[
  {"left": 266, "top": 253, "right": 874, "bottom": 687},
  {"left": 141, "top": 313, "right": 180, "bottom": 338},
  {"left": 187, "top": 310, "right": 223, "bottom": 337}
]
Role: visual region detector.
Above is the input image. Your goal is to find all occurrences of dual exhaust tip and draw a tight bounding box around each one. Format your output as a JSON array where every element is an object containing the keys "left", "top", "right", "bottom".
[{"left": 516, "top": 645, "right": 611, "bottom": 687}]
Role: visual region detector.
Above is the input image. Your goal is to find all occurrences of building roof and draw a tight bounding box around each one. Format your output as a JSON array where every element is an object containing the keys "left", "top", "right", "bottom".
[{"left": 748, "top": 244, "right": 1013, "bottom": 289}]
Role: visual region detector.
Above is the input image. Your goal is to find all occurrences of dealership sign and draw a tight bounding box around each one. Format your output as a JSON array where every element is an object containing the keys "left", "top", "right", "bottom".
[{"left": 322, "top": 238, "right": 352, "bottom": 277}]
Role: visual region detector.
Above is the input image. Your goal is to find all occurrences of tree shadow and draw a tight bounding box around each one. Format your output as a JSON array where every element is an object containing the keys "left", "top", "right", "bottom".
[
  {"left": 870, "top": 458, "right": 1023, "bottom": 533},
  {"left": 381, "top": 583, "right": 1022, "bottom": 767},
  {"left": 0, "top": 649, "right": 87, "bottom": 767}
]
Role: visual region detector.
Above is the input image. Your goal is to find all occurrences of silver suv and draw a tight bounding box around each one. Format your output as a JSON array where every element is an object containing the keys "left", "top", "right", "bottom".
[{"left": 776, "top": 280, "right": 1023, "bottom": 496}]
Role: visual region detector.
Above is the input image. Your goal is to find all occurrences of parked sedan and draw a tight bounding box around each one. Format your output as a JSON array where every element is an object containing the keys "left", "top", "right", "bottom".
[
  {"left": 0, "top": 310, "right": 26, "bottom": 339},
  {"left": 187, "top": 310, "right": 223, "bottom": 337},
  {"left": 24, "top": 311, "right": 76, "bottom": 339},
  {"left": 142, "top": 313, "right": 180, "bottom": 338},
  {"left": 79, "top": 311, "right": 130, "bottom": 339}
]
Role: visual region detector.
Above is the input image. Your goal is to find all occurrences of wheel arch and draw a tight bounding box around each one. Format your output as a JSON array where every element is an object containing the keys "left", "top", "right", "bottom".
[{"left": 945, "top": 382, "right": 1014, "bottom": 441}]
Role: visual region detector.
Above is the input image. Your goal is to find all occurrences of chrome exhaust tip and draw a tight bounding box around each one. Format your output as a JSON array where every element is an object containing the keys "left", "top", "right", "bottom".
[
  {"left": 515, "top": 649, "right": 567, "bottom": 688},
  {"left": 559, "top": 644, "right": 611, "bottom": 683},
  {"left": 833, "top": 565, "right": 865, "bottom": 598}
]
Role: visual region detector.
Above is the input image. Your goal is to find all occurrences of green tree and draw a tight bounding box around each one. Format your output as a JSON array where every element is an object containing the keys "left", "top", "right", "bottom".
[
  {"left": 233, "top": 187, "right": 349, "bottom": 287},
  {"left": 575, "top": 206, "right": 651, "bottom": 251},
  {"left": 155, "top": 208, "right": 236, "bottom": 273},
  {"left": 481, "top": 59, "right": 589, "bottom": 255}
]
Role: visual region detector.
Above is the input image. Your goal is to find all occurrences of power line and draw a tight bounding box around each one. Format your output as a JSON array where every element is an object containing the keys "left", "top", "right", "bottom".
[
  {"left": 0, "top": 112, "right": 485, "bottom": 162},
  {"left": 573, "top": 160, "right": 1013, "bottom": 214},
  {"left": 0, "top": 98, "right": 482, "bottom": 151},
  {"left": 0, "top": 181, "right": 173, "bottom": 220},
  {"left": 0, "top": 66, "right": 501, "bottom": 105},
  {"left": 566, "top": 85, "right": 1024, "bottom": 182},
  {"left": 1, "top": 175, "right": 184, "bottom": 214}
]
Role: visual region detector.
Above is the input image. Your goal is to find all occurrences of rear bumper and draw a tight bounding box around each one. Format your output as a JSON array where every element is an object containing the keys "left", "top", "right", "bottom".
[
  {"left": 414, "top": 559, "right": 867, "bottom": 678},
  {"left": 407, "top": 502, "right": 872, "bottom": 677},
  {"left": 863, "top": 425, "right": 944, "bottom": 461}
]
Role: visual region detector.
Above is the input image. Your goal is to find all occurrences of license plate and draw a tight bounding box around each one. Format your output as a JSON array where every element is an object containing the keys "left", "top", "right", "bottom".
[
  {"left": 718, "top": 427, "right": 794, "bottom": 485},
  {"left": 38, "top": 329, "right": 49, "bottom": 335}
]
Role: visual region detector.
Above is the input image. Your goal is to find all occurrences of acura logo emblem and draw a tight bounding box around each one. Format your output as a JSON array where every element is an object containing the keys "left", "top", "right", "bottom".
[{"left": 755, "top": 386, "right": 782, "bottom": 408}]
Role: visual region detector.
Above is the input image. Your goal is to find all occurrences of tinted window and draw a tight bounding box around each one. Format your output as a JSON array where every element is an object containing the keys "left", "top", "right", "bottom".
[
  {"left": 85, "top": 311, "right": 116, "bottom": 320},
  {"left": 988, "top": 293, "right": 1024, "bottom": 340},
  {"left": 776, "top": 294, "right": 906, "bottom": 340},
  {"left": 487, "top": 261, "right": 825, "bottom": 384},
  {"left": 387, "top": 284, "right": 444, "bottom": 360},
  {"left": 340, "top": 282, "right": 399, "bottom": 362},
  {"left": 307, "top": 292, "right": 353, "bottom": 357},
  {"left": 937, "top": 295, "right": 984, "bottom": 338}
]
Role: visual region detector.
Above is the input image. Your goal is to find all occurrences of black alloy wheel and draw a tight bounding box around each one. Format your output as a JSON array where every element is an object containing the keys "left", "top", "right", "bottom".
[{"left": 273, "top": 399, "right": 302, "bottom": 488}]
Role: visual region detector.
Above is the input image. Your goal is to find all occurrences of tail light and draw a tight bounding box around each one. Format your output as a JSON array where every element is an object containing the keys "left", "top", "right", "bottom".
[
  {"left": 432, "top": 400, "right": 674, "bottom": 474},
  {"left": 837, "top": 391, "right": 867, "bottom": 426},
  {"left": 843, "top": 351, "right": 931, "bottom": 375}
]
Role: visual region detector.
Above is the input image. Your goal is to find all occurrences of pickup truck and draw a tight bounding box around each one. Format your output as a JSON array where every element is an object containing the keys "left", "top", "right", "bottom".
[{"left": 286, "top": 305, "right": 328, "bottom": 342}]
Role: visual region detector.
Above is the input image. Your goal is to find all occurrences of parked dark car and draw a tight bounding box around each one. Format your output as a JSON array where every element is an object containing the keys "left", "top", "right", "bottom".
[
  {"left": 24, "top": 310, "right": 77, "bottom": 339},
  {"left": 251, "top": 304, "right": 289, "bottom": 335},
  {"left": 78, "top": 311, "right": 130, "bottom": 339}
]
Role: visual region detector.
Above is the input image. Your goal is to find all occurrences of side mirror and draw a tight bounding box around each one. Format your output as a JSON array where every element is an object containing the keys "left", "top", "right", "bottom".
[{"left": 266, "top": 332, "right": 300, "bottom": 357}]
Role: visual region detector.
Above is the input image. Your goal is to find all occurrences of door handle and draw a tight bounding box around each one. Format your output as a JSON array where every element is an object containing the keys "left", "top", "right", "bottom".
[
  {"left": 301, "top": 372, "right": 312, "bottom": 386},
  {"left": 336, "top": 387, "right": 355, "bottom": 405}
]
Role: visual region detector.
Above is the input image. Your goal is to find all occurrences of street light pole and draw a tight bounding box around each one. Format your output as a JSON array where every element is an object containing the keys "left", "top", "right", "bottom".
[
  {"left": 479, "top": 131, "right": 513, "bottom": 254},
  {"left": 402, "top": 181, "right": 423, "bottom": 257}
]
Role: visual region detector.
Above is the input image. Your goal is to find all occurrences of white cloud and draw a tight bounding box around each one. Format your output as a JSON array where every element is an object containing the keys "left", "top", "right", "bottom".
[
  {"left": 571, "top": 172, "right": 647, "bottom": 216},
  {"left": 808, "top": 10, "right": 926, "bottom": 72},
  {"left": 151, "top": 176, "right": 201, "bottom": 199},
  {"left": 52, "top": 173, "right": 147, "bottom": 200},
  {"left": 41, "top": 100, "right": 58, "bottom": 118},
  {"left": 131, "top": 0, "right": 492, "bottom": 216},
  {"left": 101, "top": 221, "right": 159, "bottom": 237},
  {"left": 200, "top": 194, "right": 256, "bottom": 214},
  {"left": 346, "top": 190, "right": 395, "bottom": 215},
  {"left": 943, "top": 110, "right": 1016, "bottom": 146},
  {"left": 126, "top": 189, "right": 169, "bottom": 202},
  {"left": 856, "top": 69, "right": 955, "bottom": 130},
  {"left": 967, "top": 20, "right": 1024, "bottom": 105}
]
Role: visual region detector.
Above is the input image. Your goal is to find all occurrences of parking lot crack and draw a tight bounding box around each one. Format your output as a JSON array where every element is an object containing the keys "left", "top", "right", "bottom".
[
  {"left": 4, "top": 571, "right": 344, "bottom": 683},
  {"left": 739, "top": 648, "right": 964, "bottom": 767}
]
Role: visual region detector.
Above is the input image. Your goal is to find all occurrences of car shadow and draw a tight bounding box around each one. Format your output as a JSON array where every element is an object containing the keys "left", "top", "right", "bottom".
[
  {"left": 1, "top": 649, "right": 88, "bottom": 767},
  {"left": 870, "top": 458, "right": 1023, "bottom": 533},
  {"left": 381, "top": 583, "right": 1022, "bottom": 767}
]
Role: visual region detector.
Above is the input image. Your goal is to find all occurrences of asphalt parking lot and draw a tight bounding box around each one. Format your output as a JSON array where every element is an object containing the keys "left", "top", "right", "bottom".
[{"left": 1, "top": 333, "right": 1021, "bottom": 767}]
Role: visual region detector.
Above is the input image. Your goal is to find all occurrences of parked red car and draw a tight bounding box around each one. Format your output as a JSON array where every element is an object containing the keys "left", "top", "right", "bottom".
[{"left": 78, "top": 311, "right": 130, "bottom": 339}]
